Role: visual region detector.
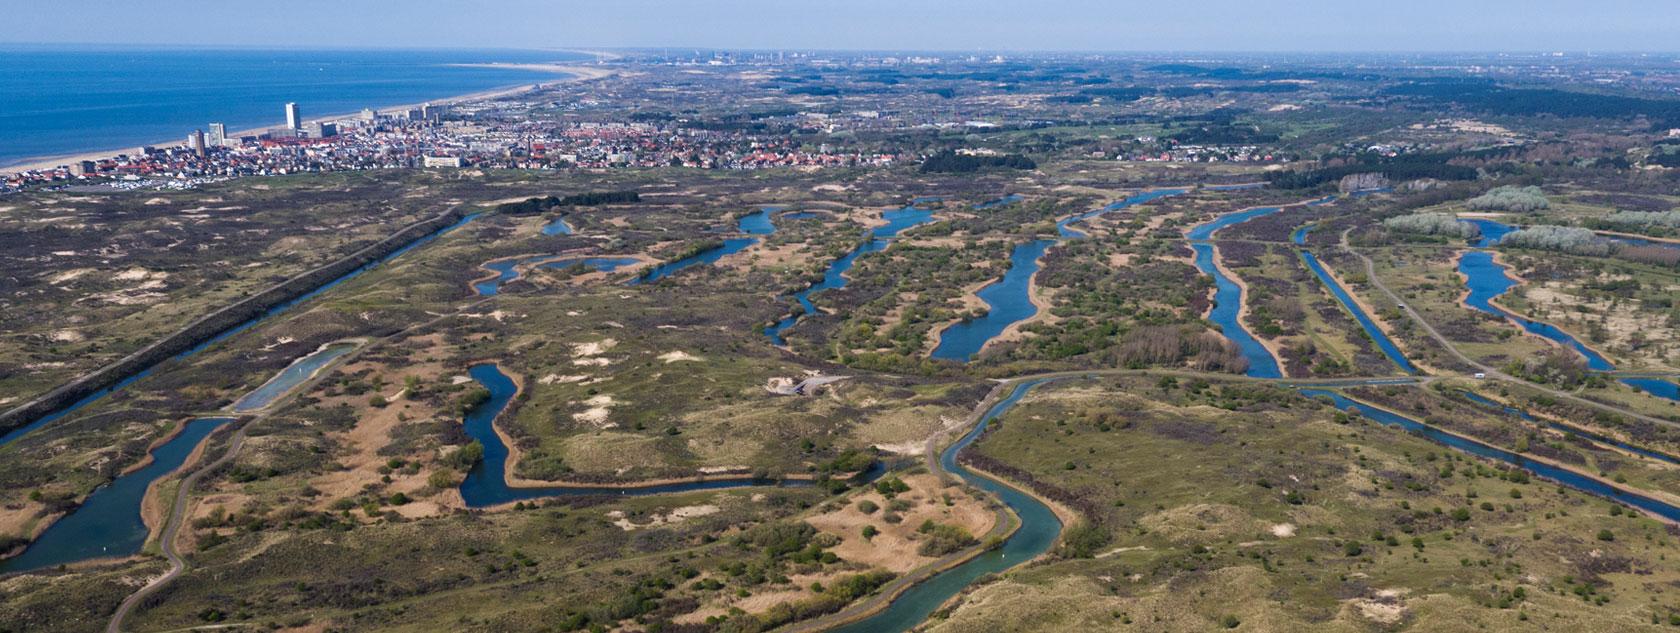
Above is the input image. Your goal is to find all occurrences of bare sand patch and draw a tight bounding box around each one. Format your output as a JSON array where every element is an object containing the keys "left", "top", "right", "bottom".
[
  {"left": 658, "top": 351, "right": 703, "bottom": 363},
  {"left": 608, "top": 504, "right": 720, "bottom": 530},
  {"left": 48, "top": 329, "right": 84, "bottom": 343},
  {"left": 1345, "top": 589, "right": 1408, "bottom": 624},
  {"left": 48, "top": 268, "right": 93, "bottom": 284},
  {"left": 572, "top": 338, "right": 617, "bottom": 356},
  {"left": 806, "top": 473, "right": 996, "bottom": 574},
  {"left": 539, "top": 374, "right": 590, "bottom": 385}
]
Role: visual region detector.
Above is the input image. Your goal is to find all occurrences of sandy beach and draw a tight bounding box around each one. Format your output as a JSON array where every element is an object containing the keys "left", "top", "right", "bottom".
[{"left": 4, "top": 63, "right": 615, "bottom": 176}]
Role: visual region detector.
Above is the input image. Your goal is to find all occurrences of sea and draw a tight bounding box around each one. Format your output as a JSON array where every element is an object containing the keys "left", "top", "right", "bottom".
[{"left": 0, "top": 46, "right": 588, "bottom": 167}]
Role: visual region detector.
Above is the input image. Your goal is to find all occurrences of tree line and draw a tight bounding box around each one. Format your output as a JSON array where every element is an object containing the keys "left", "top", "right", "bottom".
[{"left": 495, "top": 191, "right": 641, "bottom": 214}]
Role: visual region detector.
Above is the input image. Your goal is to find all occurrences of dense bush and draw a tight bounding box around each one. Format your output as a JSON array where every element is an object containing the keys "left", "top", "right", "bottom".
[
  {"left": 1383, "top": 212, "right": 1479, "bottom": 238},
  {"left": 1600, "top": 210, "right": 1680, "bottom": 229},
  {"left": 919, "top": 150, "right": 1037, "bottom": 173},
  {"left": 1264, "top": 155, "right": 1477, "bottom": 189},
  {"left": 1466, "top": 186, "right": 1550, "bottom": 213},
  {"left": 495, "top": 191, "right": 640, "bottom": 214},
  {"left": 914, "top": 520, "right": 978, "bottom": 556},
  {"left": 1501, "top": 225, "right": 1613, "bottom": 256}
]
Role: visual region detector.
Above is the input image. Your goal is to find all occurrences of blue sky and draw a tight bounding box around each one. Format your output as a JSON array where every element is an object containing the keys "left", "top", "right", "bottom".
[{"left": 4, "top": 0, "right": 1679, "bottom": 52}]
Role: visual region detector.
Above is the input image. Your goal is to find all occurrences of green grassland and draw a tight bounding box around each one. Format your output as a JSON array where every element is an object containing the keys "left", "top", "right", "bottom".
[{"left": 932, "top": 375, "right": 1680, "bottom": 632}]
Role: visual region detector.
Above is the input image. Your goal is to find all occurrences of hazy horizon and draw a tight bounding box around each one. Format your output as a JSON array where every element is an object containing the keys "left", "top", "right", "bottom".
[{"left": 5, "top": 0, "right": 1680, "bottom": 53}]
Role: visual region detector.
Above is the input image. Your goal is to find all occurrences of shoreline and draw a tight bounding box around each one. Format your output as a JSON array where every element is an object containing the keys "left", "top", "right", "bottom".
[
  {"left": 3, "top": 64, "right": 613, "bottom": 175},
  {"left": 1455, "top": 249, "right": 1620, "bottom": 366},
  {"left": 1211, "top": 243, "right": 1291, "bottom": 376}
]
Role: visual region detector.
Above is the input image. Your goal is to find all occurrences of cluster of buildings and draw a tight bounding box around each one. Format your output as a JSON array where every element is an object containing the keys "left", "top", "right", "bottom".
[
  {"left": 1100, "top": 136, "right": 1285, "bottom": 163},
  {"left": 4, "top": 100, "right": 907, "bottom": 192}
]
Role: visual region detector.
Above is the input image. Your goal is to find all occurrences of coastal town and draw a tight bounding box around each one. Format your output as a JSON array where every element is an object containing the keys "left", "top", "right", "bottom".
[
  {"left": 1, "top": 55, "right": 1326, "bottom": 194},
  {"left": 9, "top": 34, "right": 1680, "bottom": 633}
]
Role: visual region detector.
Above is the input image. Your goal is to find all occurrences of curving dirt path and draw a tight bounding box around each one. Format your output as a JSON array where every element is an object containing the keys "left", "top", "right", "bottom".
[
  {"left": 106, "top": 425, "right": 246, "bottom": 633},
  {"left": 1341, "top": 228, "right": 1680, "bottom": 432}
]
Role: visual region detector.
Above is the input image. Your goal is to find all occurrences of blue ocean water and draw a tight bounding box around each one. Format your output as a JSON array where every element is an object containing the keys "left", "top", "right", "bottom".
[{"left": 0, "top": 46, "right": 583, "bottom": 166}]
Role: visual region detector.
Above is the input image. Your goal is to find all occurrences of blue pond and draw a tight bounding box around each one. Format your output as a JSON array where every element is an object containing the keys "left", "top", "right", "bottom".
[
  {"left": 975, "top": 193, "right": 1023, "bottom": 209},
  {"left": 1459, "top": 218, "right": 1680, "bottom": 400},
  {"left": 629, "top": 207, "right": 777, "bottom": 285},
  {"left": 475, "top": 256, "right": 640, "bottom": 296},
  {"left": 231, "top": 343, "right": 356, "bottom": 412},
  {"left": 930, "top": 189, "right": 1191, "bottom": 361},
  {"left": 829, "top": 379, "right": 1063, "bottom": 633},
  {"left": 540, "top": 217, "right": 575, "bottom": 236},
  {"left": 1623, "top": 378, "right": 1680, "bottom": 403},
  {"left": 457, "top": 364, "right": 878, "bottom": 507},
  {"left": 765, "top": 205, "right": 937, "bottom": 346},
  {"left": 1462, "top": 217, "right": 1520, "bottom": 248},
  {"left": 1303, "top": 389, "right": 1680, "bottom": 521},
  {"left": 931, "top": 240, "right": 1055, "bottom": 362},
  {"left": 0, "top": 212, "right": 479, "bottom": 448},
  {"left": 1, "top": 417, "right": 234, "bottom": 572},
  {"left": 1457, "top": 251, "right": 1613, "bottom": 371},
  {"left": 1056, "top": 188, "right": 1187, "bottom": 238},
  {"left": 1292, "top": 224, "right": 1417, "bottom": 374}
]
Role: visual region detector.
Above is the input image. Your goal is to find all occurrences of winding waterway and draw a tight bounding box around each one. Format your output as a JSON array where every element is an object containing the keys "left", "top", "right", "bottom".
[
  {"left": 456, "top": 364, "right": 881, "bottom": 507},
  {"left": 828, "top": 379, "right": 1062, "bottom": 633},
  {"left": 475, "top": 256, "right": 640, "bottom": 296},
  {"left": 1181, "top": 197, "right": 1336, "bottom": 379},
  {"left": 764, "top": 204, "right": 937, "bottom": 346},
  {"left": 1457, "top": 391, "right": 1680, "bottom": 466},
  {"left": 931, "top": 189, "right": 1188, "bottom": 362},
  {"left": 1292, "top": 224, "right": 1417, "bottom": 374},
  {"left": 628, "top": 207, "right": 777, "bottom": 285},
  {"left": 0, "top": 418, "right": 234, "bottom": 572},
  {"left": 1303, "top": 389, "right": 1680, "bottom": 521},
  {"left": 0, "top": 212, "right": 480, "bottom": 447},
  {"left": 1055, "top": 188, "right": 1186, "bottom": 238},
  {"left": 1455, "top": 218, "right": 1680, "bottom": 401}
]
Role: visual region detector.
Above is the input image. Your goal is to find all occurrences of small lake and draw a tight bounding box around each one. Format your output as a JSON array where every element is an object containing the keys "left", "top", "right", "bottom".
[
  {"left": 230, "top": 343, "right": 357, "bottom": 412},
  {"left": 930, "top": 240, "right": 1055, "bottom": 362},
  {"left": 0, "top": 417, "right": 234, "bottom": 572},
  {"left": 1292, "top": 224, "right": 1417, "bottom": 374},
  {"left": 931, "top": 189, "right": 1191, "bottom": 362},
  {"left": 765, "top": 204, "right": 937, "bottom": 346},
  {"left": 1056, "top": 188, "right": 1186, "bottom": 238},
  {"left": 540, "top": 217, "right": 575, "bottom": 236},
  {"left": 1457, "top": 252, "right": 1614, "bottom": 371},
  {"left": 0, "top": 212, "right": 480, "bottom": 447},
  {"left": 475, "top": 256, "right": 640, "bottom": 296},
  {"left": 828, "top": 378, "right": 1062, "bottom": 633},
  {"left": 629, "top": 208, "right": 777, "bottom": 285},
  {"left": 1304, "top": 389, "right": 1680, "bottom": 521}
]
